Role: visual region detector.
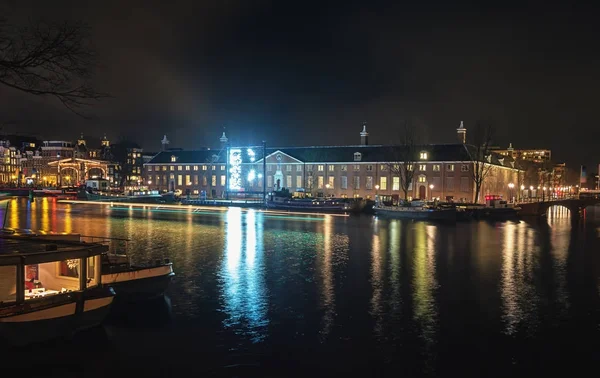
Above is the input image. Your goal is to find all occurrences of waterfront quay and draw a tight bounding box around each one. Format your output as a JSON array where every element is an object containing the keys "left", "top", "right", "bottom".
[{"left": 1, "top": 197, "right": 599, "bottom": 377}]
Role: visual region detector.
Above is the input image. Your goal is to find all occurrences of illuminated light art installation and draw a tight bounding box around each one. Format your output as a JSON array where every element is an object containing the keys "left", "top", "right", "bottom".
[{"left": 229, "top": 148, "right": 242, "bottom": 190}]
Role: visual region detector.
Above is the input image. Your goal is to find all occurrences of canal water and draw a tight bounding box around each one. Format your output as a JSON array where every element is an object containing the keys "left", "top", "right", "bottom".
[{"left": 1, "top": 198, "right": 599, "bottom": 377}]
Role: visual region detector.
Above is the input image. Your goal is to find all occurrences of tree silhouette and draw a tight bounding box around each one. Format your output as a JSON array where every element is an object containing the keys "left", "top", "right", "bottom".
[{"left": 0, "top": 19, "right": 108, "bottom": 116}]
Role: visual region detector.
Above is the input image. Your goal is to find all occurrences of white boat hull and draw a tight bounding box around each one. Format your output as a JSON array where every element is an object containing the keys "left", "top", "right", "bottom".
[{"left": 0, "top": 289, "right": 115, "bottom": 346}]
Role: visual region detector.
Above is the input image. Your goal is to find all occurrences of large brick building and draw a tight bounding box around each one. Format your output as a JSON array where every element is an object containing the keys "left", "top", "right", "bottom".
[{"left": 144, "top": 125, "right": 521, "bottom": 203}]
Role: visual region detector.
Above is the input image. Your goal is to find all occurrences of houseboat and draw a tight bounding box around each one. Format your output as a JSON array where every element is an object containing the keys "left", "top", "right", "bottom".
[
  {"left": 0, "top": 234, "right": 115, "bottom": 346},
  {"left": 374, "top": 200, "right": 457, "bottom": 221},
  {"left": 3, "top": 229, "right": 174, "bottom": 300}
]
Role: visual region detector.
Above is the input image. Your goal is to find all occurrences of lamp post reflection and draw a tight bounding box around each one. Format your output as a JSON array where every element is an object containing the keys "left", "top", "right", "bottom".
[
  {"left": 220, "top": 208, "right": 268, "bottom": 342},
  {"left": 318, "top": 215, "right": 335, "bottom": 339}
]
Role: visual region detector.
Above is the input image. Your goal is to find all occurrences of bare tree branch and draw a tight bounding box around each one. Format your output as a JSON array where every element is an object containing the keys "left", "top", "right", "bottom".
[
  {"left": 0, "top": 18, "right": 110, "bottom": 117},
  {"left": 465, "top": 122, "right": 495, "bottom": 203},
  {"left": 386, "top": 121, "right": 419, "bottom": 201}
]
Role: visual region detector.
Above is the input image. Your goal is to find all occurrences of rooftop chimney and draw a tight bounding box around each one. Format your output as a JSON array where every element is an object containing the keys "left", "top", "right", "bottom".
[
  {"left": 456, "top": 121, "right": 466, "bottom": 144},
  {"left": 360, "top": 122, "right": 369, "bottom": 146}
]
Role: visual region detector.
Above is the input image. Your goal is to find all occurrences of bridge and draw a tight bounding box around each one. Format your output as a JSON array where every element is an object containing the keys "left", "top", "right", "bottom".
[{"left": 518, "top": 198, "right": 600, "bottom": 216}]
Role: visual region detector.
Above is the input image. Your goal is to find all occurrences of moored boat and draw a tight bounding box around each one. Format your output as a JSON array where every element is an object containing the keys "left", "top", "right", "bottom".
[
  {"left": 374, "top": 200, "right": 457, "bottom": 221},
  {"left": 266, "top": 192, "right": 351, "bottom": 212},
  {"left": 3, "top": 229, "right": 174, "bottom": 300},
  {"left": 0, "top": 234, "right": 115, "bottom": 346}
]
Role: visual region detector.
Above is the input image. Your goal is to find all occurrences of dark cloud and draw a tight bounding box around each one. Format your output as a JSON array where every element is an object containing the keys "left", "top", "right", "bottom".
[{"left": 0, "top": 1, "right": 598, "bottom": 169}]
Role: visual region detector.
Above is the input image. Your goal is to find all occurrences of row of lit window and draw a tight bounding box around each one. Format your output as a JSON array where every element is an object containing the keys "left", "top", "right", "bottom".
[
  {"left": 152, "top": 174, "right": 227, "bottom": 187},
  {"left": 147, "top": 165, "right": 226, "bottom": 172},
  {"left": 265, "top": 175, "right": 470, "bottom": 192},
  {"left": 267, "top": 163, "right": 469, "bottom": 172}
]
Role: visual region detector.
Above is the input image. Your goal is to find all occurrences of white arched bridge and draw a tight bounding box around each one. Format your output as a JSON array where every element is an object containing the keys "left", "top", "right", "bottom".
[{"left": 518, "top": 198, "right": 600, "bottom": 217}]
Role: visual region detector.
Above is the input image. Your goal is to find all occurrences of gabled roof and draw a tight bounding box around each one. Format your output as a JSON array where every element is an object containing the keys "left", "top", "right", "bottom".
[{"left": 145, "top": 149, "right": 225, "bottom": 164}]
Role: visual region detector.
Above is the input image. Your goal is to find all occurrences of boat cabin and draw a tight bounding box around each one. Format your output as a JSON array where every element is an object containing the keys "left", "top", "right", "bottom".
[
  {"left": 484, "top": 195, "right": 514, "bottom": 208},
  {"left": 0, "top": 235, "right": 108, "bottom": 306}
]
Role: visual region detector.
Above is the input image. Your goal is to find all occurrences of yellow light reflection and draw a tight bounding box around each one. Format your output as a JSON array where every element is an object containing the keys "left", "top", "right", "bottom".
[
  {"left": 318, "top": 215, "right": 335, "bottom": 339},
  {"left": 412, "top": 222, "right": 438, "bottom": 343},
  {"left": 370, "top": 231, "right": 383, "bottom": 336}
]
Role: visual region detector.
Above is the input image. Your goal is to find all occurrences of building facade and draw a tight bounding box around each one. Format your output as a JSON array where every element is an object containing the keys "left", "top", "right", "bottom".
[
  {"left": 144, "top": 127, "right": 521, "bottom": 203},
  {"left": 494, "top": 143, "right": 552, "bottom": 163}
]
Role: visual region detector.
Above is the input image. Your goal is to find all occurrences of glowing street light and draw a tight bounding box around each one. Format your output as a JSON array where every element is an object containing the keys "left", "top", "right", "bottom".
[
  {"left": 429, "top": 184, "right": 434, "bottom": 201},
  {"left": 508, "top": 183, "right": 515, "bottom": 202}
]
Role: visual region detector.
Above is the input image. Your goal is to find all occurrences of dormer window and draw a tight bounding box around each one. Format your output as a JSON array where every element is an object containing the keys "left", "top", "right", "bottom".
[
  {"left": 170, "top": 155, "right": 177, "bottom": 162},
  {"left": 353, "top": 152, "right": 362, "bottom": 162},
  {"left": 419, "top": 151, "right": 428, "bottom": 160}
]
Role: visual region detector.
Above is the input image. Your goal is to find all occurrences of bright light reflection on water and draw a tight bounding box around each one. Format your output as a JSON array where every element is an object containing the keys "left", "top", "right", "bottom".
[{"left": 0, "top": 198, "right": 598, "bottom": 375}]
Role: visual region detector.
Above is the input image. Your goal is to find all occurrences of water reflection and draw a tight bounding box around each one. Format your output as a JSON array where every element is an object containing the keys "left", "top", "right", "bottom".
[
  {"left": 370, "top": 226, "right": 383, "bottom": 336},
  {"left": 219, "top": 208, "right": 268, "bottom": 342},
  {"left": 412, "top": 223, "right": 438, "bottom": 344},
  {"left": 317, "top": 215, "right": 335, "bottom": 340},
  {"left": 547, "top": 209, "right": 571, "bottom": 314}
]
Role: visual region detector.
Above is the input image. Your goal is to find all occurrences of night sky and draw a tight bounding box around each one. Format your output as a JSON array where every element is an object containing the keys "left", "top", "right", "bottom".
[{"left": 1, "top": 1, "right": 598, "bottom": 169}]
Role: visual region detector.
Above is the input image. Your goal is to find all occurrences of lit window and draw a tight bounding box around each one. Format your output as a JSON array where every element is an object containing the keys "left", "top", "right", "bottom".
[
  {"left": 220, "top": 175, "right": 226, "bottom": 186},
  {"left": 202, "top": 165, "right": 207, "bottom": 171},
  {"left": 220, "top": 166, "right": 225, "bottom": 171},
  {"left": 286, "top": 165, "right": 292, "bottom": 172},
  {"left": 296, "top": 165, "right": 302, "bottom": 172},
  {"left": 353, "top": 165, "right": 360, "bottom": 172},
  {"left": 380, "top": 165, "right": 387, "bottom": 171},
  {"left": 169, "top": 166, "right": 174, "bottom": 171},
  {"left": 177, "top": 175, "right": 183, "bottom": 186},
  {"left": 186, "top": 175, "right": 191, "bottom": 186},
  {"left": 328, "top": 165, "right": 335, "bottom": 172},
  {"left": 178, "top": 166, "right": 182, "bottom": 171},
  {"left": 433, "top": 164, "right": 440, "bottom": 171},
  {"left": 212, "top": 166, "right": 216, "bottom": 171},
  {"left": 147, "top": 166, "right": 152, "bottom": 172},
  {"left": 193, "top": 190, "right": 199, "bottom": 194},
  {"left": 392, "top": 177, "right": 400, "bottom": 191},
  {"left": 407, "top": 164, "right": 413, "bottom": 171},
  {"left": 171, "top": 156, "right": 176, "bottom": 162},
  {"left": 307, "top": 165, "right": 313, "bottom": 172},
  {"left": 185, "top": 166, "right": 190, "bottom": 171},
  {"left": 461, "top": 164, "right": 469, "bottom": 172},
  {"left": 296, "top": 176, "right": 302, "bottom": 188},
  {"left": 419, "top": 164, "right": 427, "bottom": 171},
  {"left": 211, "top": 175, "right": 217, "bottom": 186},
  {"left": 318, "top": 176, "right": 324, "bottom": 189},
  {"left": 327, "top": 176, "right": 334, "bottom": 188},
  {"left": 418, "top": 176, "right": 426, "bottom": 183},
  {"left": 318, "top": 165, "right": 324, "bottom": 172},
  {"left": 419, "top": 152, "right": 428, "bottom": 160},
  {"left": 380, "top": 176, "right": 387, "bottom": 190},
  {"left": 447, "top": 164, "right": 455, "bottom": 172},
  {"left": 366, "top": 176, "right": 373, "bottom": 190},
  {"left": 193, "top": 165, "right": 199, "bottom": 171}
]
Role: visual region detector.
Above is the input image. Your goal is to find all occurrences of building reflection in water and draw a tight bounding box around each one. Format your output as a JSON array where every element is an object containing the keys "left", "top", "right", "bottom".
[
  {"left": 547, "top": 206, "right": 571, "bottom": 313},
  {"left": 501, "top": 221, "right": 539, "bottom": 335},
  {"left": 220, "top": 208, "right": 268, "bottom": 342},
  {"left": 412, "top": 223, "right": 438, "bottom": 344},
  {"left": 317, "top": 215, "right": 335, "bottom": 340},
  {"left": 369, "top": 223, "right": 383, "bottom": 336}
]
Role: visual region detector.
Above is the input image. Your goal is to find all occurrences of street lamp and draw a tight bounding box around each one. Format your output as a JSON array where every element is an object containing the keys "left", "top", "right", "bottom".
[
  {"left": 429, "top": 184, "right": 434, "bottom": 201},
  {"left": 543, "top": 186, "right": 547, "bottom": 201},
  {"left": 508, "top": 183, "right": 514, "bottom": 203},
  {"left": 325, "top": 183, "right": 331, "bottom": 198}
]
